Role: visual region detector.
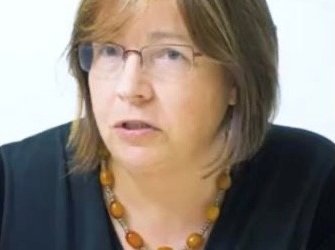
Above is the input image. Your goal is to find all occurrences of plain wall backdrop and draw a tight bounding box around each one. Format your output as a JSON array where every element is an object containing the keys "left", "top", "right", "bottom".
[{"left": 0, "top": 0, "right": 334, "bottom": 145}]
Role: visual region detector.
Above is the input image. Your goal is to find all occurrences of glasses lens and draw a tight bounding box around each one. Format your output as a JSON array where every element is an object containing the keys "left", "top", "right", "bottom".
[
  {"left": 92, "top": 43, "right": 124, "bottom": 74},
  {"left": 143, "top": 45, "right": 193, "bottom": 80},
  {"left": 78, "top": 43, "right": 124, "bottom": 75},
  {"left": 78, "top": 43, "right": 93, "bottom": 72}
]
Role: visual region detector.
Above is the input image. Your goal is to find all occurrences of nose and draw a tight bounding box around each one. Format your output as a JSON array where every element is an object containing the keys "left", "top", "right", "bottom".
[{"left": 115, "top": 53, "right": 153, "bottom": 105}]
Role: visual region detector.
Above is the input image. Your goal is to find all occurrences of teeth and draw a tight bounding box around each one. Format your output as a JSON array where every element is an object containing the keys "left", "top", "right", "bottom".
[{"left": 123, "top": 122, "right": 151, "bottom": 130}]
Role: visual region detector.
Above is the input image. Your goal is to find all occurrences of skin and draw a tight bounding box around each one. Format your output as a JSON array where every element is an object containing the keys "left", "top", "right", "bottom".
[{"left": 89, "top": 0, "right": 236, "bottom": 248}]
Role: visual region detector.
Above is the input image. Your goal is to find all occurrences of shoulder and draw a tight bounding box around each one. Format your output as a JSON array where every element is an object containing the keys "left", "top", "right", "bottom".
[
  {"left": 245, "top": 124, "right": 335, "bottom": 207},
  {"left": 0, "top": 123, "right": 70, "bottom": 160},
  {"left": 264, "top": 126, "right": 335, "bottom": 248},
  {"left": 259, "top": 124, "right": 335, "bottom": 170},
  {"left": 1, "top": 122, "right": 71, "bottom": 156},
  {"left": 239, "top": 125, "right": 335, "bottom": 248},
  {"left": 0, "top": 122, "right": 72, "bottom": 243},
  {"left": 266, "top": 124, "right": 335, "bottom": 156},
  {"left": 0, "top": 122, "right": 72, "bottom": 180}
]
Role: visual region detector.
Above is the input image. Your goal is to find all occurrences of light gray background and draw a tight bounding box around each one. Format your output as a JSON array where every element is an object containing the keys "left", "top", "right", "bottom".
[{"left": 0, "top": 0, "right": 334, "bottom": 145}]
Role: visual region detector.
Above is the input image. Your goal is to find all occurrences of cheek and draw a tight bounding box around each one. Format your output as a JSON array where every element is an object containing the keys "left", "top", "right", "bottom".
[
  {"left": 184, "top": 82, "right": 227, "bottom": 121},
  {"left": 163, "top": 82, "right": 227, "bottom": 139},
  {"left": 88, "top": 74, "right": 113, "bottom": 125}
]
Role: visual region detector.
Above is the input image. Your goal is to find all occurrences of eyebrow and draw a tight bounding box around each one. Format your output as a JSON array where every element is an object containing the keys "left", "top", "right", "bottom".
[{"left": 148, "top": 31, "right": 190, "bottom": 43}]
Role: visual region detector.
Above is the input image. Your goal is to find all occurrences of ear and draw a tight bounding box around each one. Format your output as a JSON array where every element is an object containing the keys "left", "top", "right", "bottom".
[{"left": 228, "top": 86, "right": 237, "bottom": 106}]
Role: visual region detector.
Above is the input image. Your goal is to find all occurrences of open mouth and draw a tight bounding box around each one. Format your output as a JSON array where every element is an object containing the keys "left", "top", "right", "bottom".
[{"left": 116, "top": 121, "right": 157, "bottom": 130}]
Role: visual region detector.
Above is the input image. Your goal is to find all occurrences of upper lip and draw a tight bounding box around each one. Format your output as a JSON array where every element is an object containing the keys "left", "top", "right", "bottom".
[{"left": 113, "top": 119, "right": 159, "bottom": 130}]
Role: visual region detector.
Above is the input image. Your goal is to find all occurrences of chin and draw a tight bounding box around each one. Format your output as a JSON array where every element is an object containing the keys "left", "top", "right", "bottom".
[{"left": 110, "top": 146, "right": 164, "bottom": 173}]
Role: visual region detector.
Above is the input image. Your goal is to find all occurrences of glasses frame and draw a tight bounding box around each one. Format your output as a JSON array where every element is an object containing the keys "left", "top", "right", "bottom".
[{"left": 77, "top": 41, "right": 204, "bottom": 73}]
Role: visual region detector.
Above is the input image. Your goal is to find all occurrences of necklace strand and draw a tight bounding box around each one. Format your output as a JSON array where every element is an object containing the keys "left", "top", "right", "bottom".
[{"left": 100, "top": 159, "right": 232, "bottom": 250}]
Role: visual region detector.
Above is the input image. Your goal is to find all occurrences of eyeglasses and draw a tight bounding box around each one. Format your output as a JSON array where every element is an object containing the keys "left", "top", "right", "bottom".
[{"left": 77, "top": 42, "right": 203, "bottom": 81}]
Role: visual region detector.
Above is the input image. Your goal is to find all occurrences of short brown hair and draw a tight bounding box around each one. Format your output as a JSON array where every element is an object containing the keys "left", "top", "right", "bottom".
[{"left": 67, "top": 0, "right": 278, "bottom": 172}]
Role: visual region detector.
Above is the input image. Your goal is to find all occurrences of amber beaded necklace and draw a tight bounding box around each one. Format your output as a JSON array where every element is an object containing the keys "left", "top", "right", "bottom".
[{"left": 100, "top": 159, "right": 232, "bottom": 250}]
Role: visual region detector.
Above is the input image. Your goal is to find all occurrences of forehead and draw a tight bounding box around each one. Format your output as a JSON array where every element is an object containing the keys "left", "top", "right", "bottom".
[{"left": 87, "top": 0, "right": 192, "bottom": 44}]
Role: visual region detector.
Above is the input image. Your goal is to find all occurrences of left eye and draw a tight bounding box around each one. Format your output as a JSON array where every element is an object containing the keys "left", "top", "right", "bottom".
[{"left": 165, "top": 49, "right": 183, "bottom": 60}]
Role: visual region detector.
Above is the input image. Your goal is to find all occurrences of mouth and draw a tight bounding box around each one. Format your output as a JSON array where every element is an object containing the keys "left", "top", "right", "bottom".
[{"left": 114, "top": 120, "right": 159, "bottom": 130}]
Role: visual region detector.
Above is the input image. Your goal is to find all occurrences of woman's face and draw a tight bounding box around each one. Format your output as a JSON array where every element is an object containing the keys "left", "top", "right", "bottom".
[{"left": 89, "top": 0, "right": 236, "bottom": 171}]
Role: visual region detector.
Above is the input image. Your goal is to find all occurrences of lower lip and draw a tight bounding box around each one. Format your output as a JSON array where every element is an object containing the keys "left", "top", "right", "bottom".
[{"left": 114, "top": 127, "right": 159, "bottom": 141}]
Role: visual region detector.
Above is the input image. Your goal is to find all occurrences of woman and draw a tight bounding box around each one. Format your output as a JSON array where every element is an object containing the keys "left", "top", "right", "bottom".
[{"left": 1, "top": 0, "right": 334, "bottom": 249}]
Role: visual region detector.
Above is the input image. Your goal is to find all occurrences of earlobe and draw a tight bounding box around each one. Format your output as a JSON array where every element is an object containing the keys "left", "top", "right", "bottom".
[{"left": 228, "top": 87, "right": 237, "bottom": 106}]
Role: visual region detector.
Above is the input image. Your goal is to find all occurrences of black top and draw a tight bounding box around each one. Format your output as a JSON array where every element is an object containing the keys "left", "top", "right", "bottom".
[{"left": 0, "top": 123, "right": 334, "bottom": 250}]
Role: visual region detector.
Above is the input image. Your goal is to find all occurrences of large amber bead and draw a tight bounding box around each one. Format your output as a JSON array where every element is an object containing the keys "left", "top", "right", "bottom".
[
  {"left": 109, "top": 201, "right": 124, "bottom": 219},
  {"left": 126, "top": 231, "right": 144, "bottom": 249},
  {"left": 217, "top": 172, "right": 231, "bottom": 190},
  {"left": 186, "top": 233, "right": 204, "bottom": 249},
  {"left": 100, "top": 169, "right": 114, "bottom": 186},
  {"left": 206, "top": 205, "right": 220, "bottom": 222}
]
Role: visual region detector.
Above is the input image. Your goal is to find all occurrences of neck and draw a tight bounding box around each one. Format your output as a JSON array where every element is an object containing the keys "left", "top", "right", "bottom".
[{"left": 108, "top": 160, "right": 223, "bottom": 248}]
